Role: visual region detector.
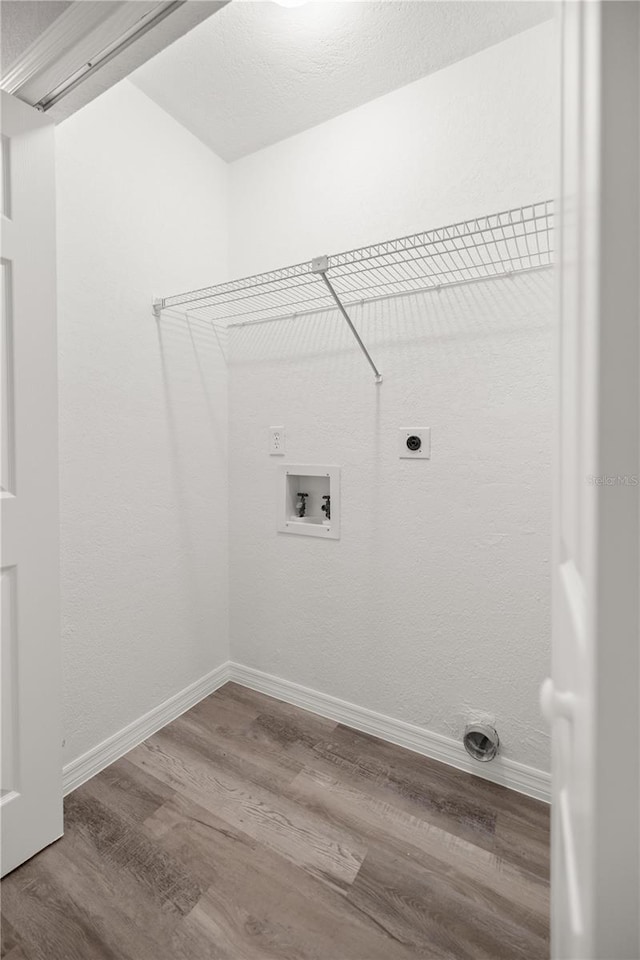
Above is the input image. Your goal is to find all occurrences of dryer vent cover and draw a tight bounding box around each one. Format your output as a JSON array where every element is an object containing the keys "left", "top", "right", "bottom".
[{"left": 463, "top": 724, "right": 500, "bottom": 762}]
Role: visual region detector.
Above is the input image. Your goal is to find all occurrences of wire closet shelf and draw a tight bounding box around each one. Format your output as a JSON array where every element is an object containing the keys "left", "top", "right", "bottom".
[{"left": 153, "top": 199, "right": 554, "bottom": 382}]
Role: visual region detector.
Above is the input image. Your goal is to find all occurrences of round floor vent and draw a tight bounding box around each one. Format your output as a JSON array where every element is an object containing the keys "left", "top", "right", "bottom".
[{"left": 463, "top": 723, "right": 499, "bottom": 762}]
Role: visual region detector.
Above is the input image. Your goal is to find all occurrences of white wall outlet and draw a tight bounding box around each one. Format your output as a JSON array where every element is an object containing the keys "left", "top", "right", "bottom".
[
  {"left": 399, "top": 428, "right": 431, "bottom": 459},
  {"left": 269, "top": 426, "right": 285, "bottom": 455}
]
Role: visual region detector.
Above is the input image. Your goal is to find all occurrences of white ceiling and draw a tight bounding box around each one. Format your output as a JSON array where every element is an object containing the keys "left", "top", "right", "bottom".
[
  {"left": 1, "top": 1, "right": 72, "bottom": 70},
  {"left": 0, "top": 1, "right": 227, "bottom": 123},
  {"left": 131, "top": 0, "right": 553, "bottom": 162}
]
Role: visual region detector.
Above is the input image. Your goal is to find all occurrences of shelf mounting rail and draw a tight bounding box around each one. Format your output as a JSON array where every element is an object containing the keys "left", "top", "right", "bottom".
[{"left": 152, "top": 199, "right": 554, "bottom": 383}]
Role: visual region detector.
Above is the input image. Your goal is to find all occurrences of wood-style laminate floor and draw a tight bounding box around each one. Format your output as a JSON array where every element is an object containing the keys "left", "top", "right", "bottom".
[{"left": 1, "top": 683, "right": 550, "bottom": 960}]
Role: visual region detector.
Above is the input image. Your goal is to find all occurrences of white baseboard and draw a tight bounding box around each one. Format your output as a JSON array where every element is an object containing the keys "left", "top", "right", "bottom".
[
  {"left": 228, "top": 662, "right": 551, "bottom": 803},
  {"left": 62, "top": 662, "right": 231, "bottom": 795},
  {"left": 62, "top": 659, "right": 550, "bottom": 803}
]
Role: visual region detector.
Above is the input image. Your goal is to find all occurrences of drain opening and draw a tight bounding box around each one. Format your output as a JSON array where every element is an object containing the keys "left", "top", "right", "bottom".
[{"left": 463, "top": 724, "right": 499, "bottom": 762}]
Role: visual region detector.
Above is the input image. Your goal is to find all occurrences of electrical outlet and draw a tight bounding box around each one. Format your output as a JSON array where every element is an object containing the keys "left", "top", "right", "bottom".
[
  {"left": 269, "top": 426, "right": 285, "bottom": 455},
  {"left": 399, "top": 428, "right": 431, "bottom": 459}
]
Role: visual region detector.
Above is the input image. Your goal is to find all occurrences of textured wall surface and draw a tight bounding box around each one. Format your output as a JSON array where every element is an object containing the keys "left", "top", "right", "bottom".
[
  {"left": 131, "top": 1, "right": 552, "bottom": 161},
  {"left": 229, "top": 22, "right": 556, "bottom": 276},
  {"left": 229, "top": 274, "right": 553, "bottom": 770},
  {"left": 228, "top": 23, "right": 555, "bottom": 772},
  {"left": 56, "top": 81, "right": 229, "bottom": 765},
  {"left": 56, "top": 22, "right": 555, "bottom": 775}
]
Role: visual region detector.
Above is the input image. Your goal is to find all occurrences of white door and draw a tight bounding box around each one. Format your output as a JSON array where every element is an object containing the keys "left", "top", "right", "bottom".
[
  {"left": 1, "top": 91, "right": 62, "bottom": 875},
  {"left": 542, "top": 1, "right": 639, "bottom": 957}
]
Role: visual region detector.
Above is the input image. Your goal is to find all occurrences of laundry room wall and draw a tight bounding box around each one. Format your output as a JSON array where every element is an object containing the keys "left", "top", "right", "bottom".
[
  {"left": 56, "top": 80, "right": 230, "bottom": 770},
  {"left": 227, "top": 23, "right": 555, "bottom": 775}
]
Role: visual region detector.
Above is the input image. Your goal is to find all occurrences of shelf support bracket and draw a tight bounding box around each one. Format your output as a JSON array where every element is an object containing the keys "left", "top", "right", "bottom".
[
  {"left": 152, "top": 298, "right": 164, "bottom": 319},
  {"left": 312, "top": 256, "right": 382, "bottom": 384}
]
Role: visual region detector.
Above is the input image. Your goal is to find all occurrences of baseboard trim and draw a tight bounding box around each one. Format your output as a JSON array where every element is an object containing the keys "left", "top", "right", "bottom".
[
  {"left": 62, "top": 660, "right": 550, "bottom": 803},
  {"left": 62, "top": 662, "right": 231, "bottom": 795},
  {"left": 228, "top": 663, "right": 551, "bottom": 803}
]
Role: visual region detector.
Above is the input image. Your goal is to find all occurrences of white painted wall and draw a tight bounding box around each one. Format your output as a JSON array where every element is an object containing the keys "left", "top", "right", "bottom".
[
  {"left": 229, "top": 22, "right": 556, "bottom": 276},
  {"left": 56, "top": 22, "right": 555, "bottom": 777},
  {"left": 56, "top": 80, "right": 229, "bottom": 766},
  {"left": 228, "top": 23, "right": 555, "bottom": 771}
]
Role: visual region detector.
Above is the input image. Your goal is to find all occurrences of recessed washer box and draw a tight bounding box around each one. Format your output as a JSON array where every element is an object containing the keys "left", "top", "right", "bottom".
[{"left": 277, "top": 465, "right": 340, "bottom": 539}]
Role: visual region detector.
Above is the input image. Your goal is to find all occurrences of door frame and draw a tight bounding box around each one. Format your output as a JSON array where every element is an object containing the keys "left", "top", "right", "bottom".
[
  {"left": 1, "top": 91, "right": 63, "bottom": 876},
  {"left": 550, "top": 1, "right": 640, "bottom": 956}
]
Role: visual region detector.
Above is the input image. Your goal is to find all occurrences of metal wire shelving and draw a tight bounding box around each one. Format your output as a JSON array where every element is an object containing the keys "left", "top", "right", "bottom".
[{"left": 153, "top": 199, "right": 554, "bottom": 382}]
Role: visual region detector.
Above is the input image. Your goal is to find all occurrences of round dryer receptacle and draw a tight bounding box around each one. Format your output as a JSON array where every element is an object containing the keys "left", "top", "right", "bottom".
[
  {"left": 406, "top": 435, "right": 422, "bottom": 452},
  {"left": 463, "top": 724, "right": 499, "bottom": 762}
]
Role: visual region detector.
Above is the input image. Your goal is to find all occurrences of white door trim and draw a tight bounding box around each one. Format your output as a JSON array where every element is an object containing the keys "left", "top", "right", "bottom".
[{"left": 1, "top": 91, "right": 62, "bottom": 876}]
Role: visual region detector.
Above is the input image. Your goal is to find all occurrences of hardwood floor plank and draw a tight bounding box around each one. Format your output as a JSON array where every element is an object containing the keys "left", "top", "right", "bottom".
[
  {"left": 64, "top": 790, "right": 202, "bottom": 917},
  {"left": 41, "top": 823, "right": 227, "bottom": 960},
  {"left": 128, "top": 731, "right": 368, "bottom": 888},
  {"left": 215, "top": 683, "right": 338, "bottom": 743},
  {"left": 79, "top": 755, "right": 175, "bottom": 826},
  {"left": 178, "top": 688, "right": 337, "bottom": 780},
  {"left": 307, "top": 723, "right": 550, "bottom": 879},
  {"left": 288, "top": 766, "right": 549, "bottom": 922},
  {"left": 1, "top": 918, "right": 22, "bottom": 959},
  {"left": 1, "top": 857, "right": 123, "bottom": 960},
  {"left": 3, "top": 947, "right": 30, "bottom": 960},
  {"left": 314, "top": 724, "right": 497, "bottom": 831},
  {"left": 188, "top": 872, "right": 413, "bottom": 960},
  {"left": 348, "top": 843, "right": 548, "bottom": 960},
  {"left": 2, "top": 685, "right": 550, "bottom": 960},
  {"left": 141, "top": 791, "right": 262, "bottom": 885},
  {"left": 142, "top": 791, "right": 414, "bottom": 959},
  {"left": 249, "top": 703, "right": 338, "bottom": 747},
  {"left": 492, "top": 807, "right": 551, "bottom": 881},
  {"left": 186, "top": 687, "right": 262, "bottom": 729},
  {"left": 167, "top": 711, "right": 304, "bottom": 793}
]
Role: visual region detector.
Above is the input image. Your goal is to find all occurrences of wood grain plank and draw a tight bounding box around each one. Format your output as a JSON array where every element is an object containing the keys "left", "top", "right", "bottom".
[
  {"left": 308, "top": 722, "right": 550, "bottom": 880},
  {"left": 348, "top": 843, "right": 548, "bottom": 960},
  {"left": 185, "top": 687, "right": 262, "bottom": 731},
  {"left": 166, "top": 711, "right": 303, "bottom": 793},
  {"left": 176, "top": 696, "right": 336, "bottom": 789},
  {"left": 289, "top": 765, "right": 549, "bottom": 923},
  {"left": 64, "top": 790, "right": 202, "bottom": 917},
  {"left": 41, "top": 824, "right": 226, "bottom": 960},
  {"left": 493, "top": 807, "right": 551, "bottom": 880},
  {"left": 1, "top": 918, "right": 23, "bottom": 959},
  {"left": 3, "top": 947, "right": 31, "bottom": 960},
  {"left": 314, "top": 724, "right": 497, "bottom": 831},
  {"left": 215, "top": 683, "right": 338, "bottom": 742},
  {"left": 2, "top": 685, "right": 550, "bottom": 960},
  {"left": 128, "top": 731, "right": 367, "bottom": 889},
  {"left": 79, "top": 755, "right": 175, "bottom": 826},
  {"left": 142, "top": 791, "right": 414, "bottom": 959},
  {"left": 1, "top": 857, "right": 124, "bottom": 960}
]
